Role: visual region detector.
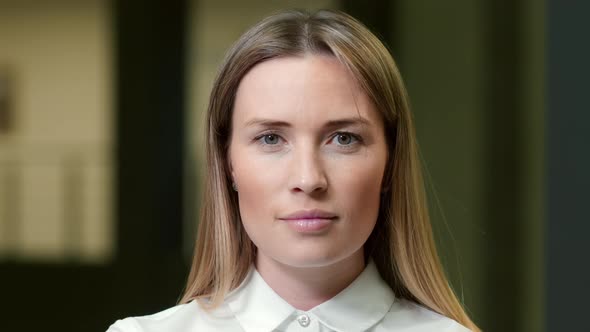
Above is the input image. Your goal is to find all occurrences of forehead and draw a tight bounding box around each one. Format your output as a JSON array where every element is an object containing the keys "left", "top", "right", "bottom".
[{"left": 233, "top": 55, "right": 381, "bottom": 127}]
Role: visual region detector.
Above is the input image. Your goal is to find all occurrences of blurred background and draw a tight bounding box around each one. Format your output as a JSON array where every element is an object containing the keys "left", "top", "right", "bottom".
[{"left": 0, "top": 0, "right": 587, "bottom": 331}]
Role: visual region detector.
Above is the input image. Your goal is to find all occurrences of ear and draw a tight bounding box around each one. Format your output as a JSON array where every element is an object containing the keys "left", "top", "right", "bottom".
[{"left": 227, "top": 154, "right": 236, "bottom": 181}]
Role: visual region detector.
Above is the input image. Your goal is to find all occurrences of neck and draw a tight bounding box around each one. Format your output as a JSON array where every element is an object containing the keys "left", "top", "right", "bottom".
[{"left": 255, "top": 250, "right": 366, "bottom": 311}]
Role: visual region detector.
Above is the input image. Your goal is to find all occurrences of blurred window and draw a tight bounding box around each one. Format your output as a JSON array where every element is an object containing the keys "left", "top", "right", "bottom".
[{"left": 0, "top": 0, "right": 113, "bottom": 263}]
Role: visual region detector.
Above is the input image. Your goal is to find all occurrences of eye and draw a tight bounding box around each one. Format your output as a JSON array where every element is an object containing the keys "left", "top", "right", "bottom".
[
  {"left": 258, "top": 133, "right": 281, "bottom": 145},
  {"left": 331, "top": 132, "right": 360, "bottom": 146}
]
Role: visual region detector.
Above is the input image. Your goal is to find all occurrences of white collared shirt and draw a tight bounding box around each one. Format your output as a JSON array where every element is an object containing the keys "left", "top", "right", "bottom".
[{"left": 107, "top": 262, "right": 470, "bottom": 332}]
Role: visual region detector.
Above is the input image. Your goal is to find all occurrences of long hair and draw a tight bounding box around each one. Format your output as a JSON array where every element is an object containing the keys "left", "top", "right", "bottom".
[{"left": 180, "top": 9, "right": 479, "bottom": 331}]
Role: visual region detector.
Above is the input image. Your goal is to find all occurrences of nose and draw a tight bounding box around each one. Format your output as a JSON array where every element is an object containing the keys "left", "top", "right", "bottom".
[{"left": 289, "top": 146, "right": 328, "bottom": 194}]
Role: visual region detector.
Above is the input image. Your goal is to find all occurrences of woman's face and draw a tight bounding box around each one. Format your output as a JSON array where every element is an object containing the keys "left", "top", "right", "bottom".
[{"left": 228, "top": 55, "right": 388, "bottom": 269}]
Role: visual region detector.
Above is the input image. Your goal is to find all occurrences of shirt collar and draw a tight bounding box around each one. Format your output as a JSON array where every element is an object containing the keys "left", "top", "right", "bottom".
[
  {"left": 310, "top": 261, "right": 395, "bottom": 331},
  {"left": 226, "top": 260, "right": 395, "bottom": 332},
  {"left": 226, "top": 266, "right": 295, "bottom": 332}
]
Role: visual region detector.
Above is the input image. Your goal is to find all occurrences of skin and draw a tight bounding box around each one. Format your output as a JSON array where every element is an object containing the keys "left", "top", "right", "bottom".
[{"left": 228, "top": 54, "right": 388, "bottom": 310}]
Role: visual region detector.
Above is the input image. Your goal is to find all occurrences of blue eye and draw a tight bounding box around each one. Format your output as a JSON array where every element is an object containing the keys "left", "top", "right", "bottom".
[
  {"left": 260, "top": 133, "right": 280, "bottom": 145},
  {"left": 332, "top": 132, "right": 359, "bottom": 146}
]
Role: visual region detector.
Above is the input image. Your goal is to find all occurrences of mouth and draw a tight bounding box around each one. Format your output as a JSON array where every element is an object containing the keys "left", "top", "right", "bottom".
[
  {"left": 278, "top": 209, "right": 338, "bottom": 233},
  {"left": 279, "top": 209, "right": 338, "bottom": 220}
]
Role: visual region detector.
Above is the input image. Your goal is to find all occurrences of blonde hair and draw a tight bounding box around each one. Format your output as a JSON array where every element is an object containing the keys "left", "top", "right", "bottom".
[{"left": 181, "top": 9, "right": 479, "bottom": 331}]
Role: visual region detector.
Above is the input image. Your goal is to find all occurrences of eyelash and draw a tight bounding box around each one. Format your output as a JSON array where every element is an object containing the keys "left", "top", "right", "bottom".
[{"left": 253, "top": 131, "right": 363, "bottom": 149}]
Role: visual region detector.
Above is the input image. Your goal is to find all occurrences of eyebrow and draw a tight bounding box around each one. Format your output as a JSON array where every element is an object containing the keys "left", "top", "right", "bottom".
[{"left": 244, "top": 117, "right": 372, "bottom": 129}]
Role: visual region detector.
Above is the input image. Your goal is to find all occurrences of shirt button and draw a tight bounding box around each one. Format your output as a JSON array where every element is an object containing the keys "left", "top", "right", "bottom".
[{"left": 296, "top": 314, "right": 310, "bottom": 327}]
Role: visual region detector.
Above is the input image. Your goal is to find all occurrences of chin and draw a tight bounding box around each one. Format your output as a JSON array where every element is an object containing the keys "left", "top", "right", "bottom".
[
  {"left": 270, "top": 244, "right": 361, "bottom": 269},
  {"left": 279, "top": 256, "right": 339, "bottom": 269}
]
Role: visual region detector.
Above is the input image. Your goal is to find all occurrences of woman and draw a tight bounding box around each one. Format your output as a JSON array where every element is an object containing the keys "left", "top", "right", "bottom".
[{"left": 108, "top": 9, "right": 479, "bottom": 332}]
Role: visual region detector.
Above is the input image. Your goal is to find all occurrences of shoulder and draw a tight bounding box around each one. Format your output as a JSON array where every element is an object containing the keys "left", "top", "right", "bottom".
[
  {"left": 377, "top": 299, "right": 471, "bottom": 332},
  {"left": 106, "top": 301, "right": 223, "bottom": 332},
  {"left": 106, "top": 317, "right": 141, "bottom": 332}
]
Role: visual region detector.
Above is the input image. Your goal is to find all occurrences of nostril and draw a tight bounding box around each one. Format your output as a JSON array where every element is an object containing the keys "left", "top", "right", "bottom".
[{"left": 291, "top": 180, "right": 328, "bottom": 195}]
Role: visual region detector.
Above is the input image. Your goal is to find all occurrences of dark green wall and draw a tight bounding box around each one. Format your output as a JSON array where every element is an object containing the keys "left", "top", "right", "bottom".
[{"left": 546, "top": 0, "right": 590, "bottom": 330}]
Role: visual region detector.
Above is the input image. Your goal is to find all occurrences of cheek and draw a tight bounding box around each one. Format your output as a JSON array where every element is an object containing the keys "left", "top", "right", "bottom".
[
  {"left": 231, "top": 150, "right": 283, "bottom": 222},
  {"left": 331, "top": 157, "right": 385, "bottom": 221}
]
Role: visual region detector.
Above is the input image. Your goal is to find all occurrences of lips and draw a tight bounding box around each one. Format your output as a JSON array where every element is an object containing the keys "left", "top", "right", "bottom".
[
  {"left": 279, "top": 209, "right": 337, "bottom": 220},
  {"left": 278, "top": 209, "right": 337, "bottom": 233}
]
